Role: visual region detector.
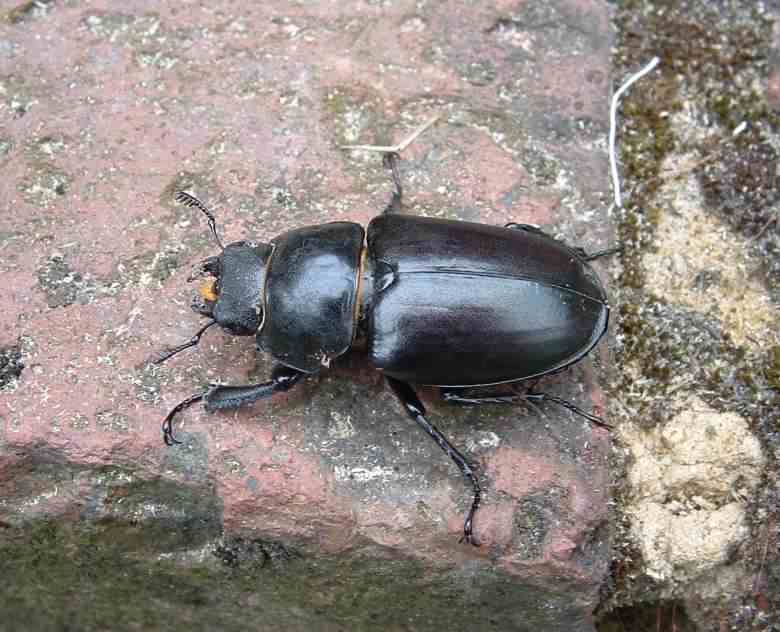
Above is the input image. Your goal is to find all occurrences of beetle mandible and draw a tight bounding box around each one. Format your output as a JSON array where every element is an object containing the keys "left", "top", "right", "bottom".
[{"left": 154, "top": 120, "right": 615, "bottom": 546}]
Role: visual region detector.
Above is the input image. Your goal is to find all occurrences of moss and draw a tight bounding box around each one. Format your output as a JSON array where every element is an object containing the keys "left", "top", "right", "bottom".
[
  {"left": 321, "top": 87, "right": 385, "bottom": 148},
  {"left": 5, "top": 0, "right": 54, "bottom": 25},
  {"left": 611, "top": 1, "right": 779, "bottom": 419},
  {"left": 599, "top": 600, "right": 697, "bottom": 632},
  {"left": 604, "top": 2, "right": 780, "bottom": 628},
  {"left": 36, "top": 254, "right": 95, "bottom": 308},
  {"left": 0, "top": 518, "right": 595, "bottom": 631},
  {"left": 766, "top": 345, "right": 780, "bottom": 391}
]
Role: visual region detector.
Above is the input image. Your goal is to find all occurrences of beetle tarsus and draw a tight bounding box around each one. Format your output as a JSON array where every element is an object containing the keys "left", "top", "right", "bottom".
[
  {"left": 506, "top": 223, "right": 621, "bottom": 263},
  {"left": 162, "top": 392, "right": 205, "bottom": 445},
  {"left": 386, "top": 376, "right": 482, "bottom": 547},
  {"left": 580, "top": 246, "right": 623, "bottom": 262}
]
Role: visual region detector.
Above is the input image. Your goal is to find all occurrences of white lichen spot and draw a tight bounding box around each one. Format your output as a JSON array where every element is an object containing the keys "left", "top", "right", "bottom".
[
  {"left": 622, "top": 396, "right": 764, "bottom": 582},
  {"left": 334, "top": 465, "right": 397, "bottom": 483},
  {"left": 328, "top": 411, "right": 355, "bottom": 439},
  {"left": 400, "top": 16, "right": 427, "bottom": 33},
  {"left": 466, "top": 431, "right": 501, "bottom": 451}
]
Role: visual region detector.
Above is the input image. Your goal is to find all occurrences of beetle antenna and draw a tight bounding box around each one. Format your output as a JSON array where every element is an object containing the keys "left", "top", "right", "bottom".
[
  {"left": 153, "top": 320, "right": 217, "bottom": 365},
  {"left": 175, "top": 191, "right": 224, "bottom": 250}
]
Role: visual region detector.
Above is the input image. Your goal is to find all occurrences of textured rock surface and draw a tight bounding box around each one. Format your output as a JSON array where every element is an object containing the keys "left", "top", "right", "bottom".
[{"left": 0, "top": 1, "right": 615, "bottom": 631}]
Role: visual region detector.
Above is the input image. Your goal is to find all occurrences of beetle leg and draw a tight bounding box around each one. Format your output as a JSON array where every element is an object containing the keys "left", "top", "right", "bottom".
[
  {"left": 203, "top": 365, "right": 306, "bottom": 411},
  {"left": 504, "top": 223, "right": 621, "bottom": 262},
  {"left": 162, "top": 392, "right": 205, "bottom": 446},
  {"left": 161, "top": 365, "right": 306, "bottom": 446},
  {"left": 504, "top": 222, "right": 543, "bottom": 233},
  {"left": 382, "top": 152, "right": 403, "bottom": 215},
  {"left": 153, "top": 320, "right": 217, "bottom": 365},
  {"left": 386, "top": 376, "right": 482, "bottom": 546},
  {"left": 442, "top": 387, "right": 522, "bottom": 406},
  {"left": 522, "top": 390, "right": 613, "bottom": 429},
  {"left": 578, "top": 246, "right": 622, "bottom": 262},
  {"left": 442, "top": 386, "right": 613, "bottom": 430}
]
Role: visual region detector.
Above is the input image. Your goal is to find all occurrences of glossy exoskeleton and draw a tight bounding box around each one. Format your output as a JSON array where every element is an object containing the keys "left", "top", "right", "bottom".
[{"left": 155, "top": 153, "right": 615, "bottom": 546}]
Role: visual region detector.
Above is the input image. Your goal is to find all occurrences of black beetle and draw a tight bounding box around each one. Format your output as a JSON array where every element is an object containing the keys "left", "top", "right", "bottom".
[{"left": 155, "top": 135, "right": 614, "bottom": 546}]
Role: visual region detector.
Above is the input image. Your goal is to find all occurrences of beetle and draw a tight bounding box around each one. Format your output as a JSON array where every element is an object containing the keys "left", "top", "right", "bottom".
[{"left": 154, "top": 128, "right": 615, "bottom": 546}]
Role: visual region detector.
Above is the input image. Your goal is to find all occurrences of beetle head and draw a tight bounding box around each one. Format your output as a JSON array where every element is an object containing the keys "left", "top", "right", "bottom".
[{"left": 190, "top": 240, "right": 273, "bottom": 336}]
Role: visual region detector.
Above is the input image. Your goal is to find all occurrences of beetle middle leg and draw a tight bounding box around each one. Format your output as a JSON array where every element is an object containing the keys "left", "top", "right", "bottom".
[
  {"left": 386, "top": 376, "right": 482, "bottom": 546},
  {"left": 161, "top": 365, "right": 306, "bottom": 445},
  {"left": 382, "top": 152, "right": 403, "bottom": 215},
  {"left": 340, "top": 114, "right": 441, "bottom": 216}
]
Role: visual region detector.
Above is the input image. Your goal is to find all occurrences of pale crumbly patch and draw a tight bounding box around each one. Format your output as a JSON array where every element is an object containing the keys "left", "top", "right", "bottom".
[
  {"left": 643, "top": 158, "right": 777, "bottom": 349},
  {"left": 621, "top": 396, "right": 764, "bottom": 583}
]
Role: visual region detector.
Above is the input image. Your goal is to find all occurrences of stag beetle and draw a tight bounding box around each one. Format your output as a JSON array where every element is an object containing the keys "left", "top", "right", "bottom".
[{"left": 155, "top": 122, "right": 615, "bottom": 545}]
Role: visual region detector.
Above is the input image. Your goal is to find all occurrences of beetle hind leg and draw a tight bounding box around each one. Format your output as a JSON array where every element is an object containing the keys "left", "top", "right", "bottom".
[
  {"left": 441, "top": 385, "right": 612, "bottom": 430},
  {"left": 386, "top": 376, "right": 482, "bottom": 546},
  {"left": 504, "top": 222, "right": 621, "bottom": 262},
  {"left": 576, "top": 245, "right": 622, "bottom": 262}
]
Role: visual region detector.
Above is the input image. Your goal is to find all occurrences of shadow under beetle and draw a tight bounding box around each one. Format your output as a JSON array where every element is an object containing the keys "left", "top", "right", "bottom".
[{"left": 155, "top": 131, "right": 615, "bottom": 546}]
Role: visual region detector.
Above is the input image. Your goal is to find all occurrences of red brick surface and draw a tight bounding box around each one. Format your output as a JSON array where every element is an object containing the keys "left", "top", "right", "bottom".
[{"left": 0, "top": 2, "right": 614, "bottom": 630}]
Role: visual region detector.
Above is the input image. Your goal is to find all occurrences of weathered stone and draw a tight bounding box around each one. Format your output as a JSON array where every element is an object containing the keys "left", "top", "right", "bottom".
[{"left": 0, "top": 1, "right": 614, "bottom": 629}]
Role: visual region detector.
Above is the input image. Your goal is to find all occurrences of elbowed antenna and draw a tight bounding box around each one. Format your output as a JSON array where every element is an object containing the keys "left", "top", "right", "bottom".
[
  {"left": 175, "top": 190, "right": 224, "bottom": 250},
  {"left": 153, "top": 319, "right": 217, "bottom": 365}
]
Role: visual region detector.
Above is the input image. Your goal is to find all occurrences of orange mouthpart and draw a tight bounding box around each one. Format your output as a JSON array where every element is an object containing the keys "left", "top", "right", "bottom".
[{"left": 200, "top": 280, "right": 218, "bottom": 302}]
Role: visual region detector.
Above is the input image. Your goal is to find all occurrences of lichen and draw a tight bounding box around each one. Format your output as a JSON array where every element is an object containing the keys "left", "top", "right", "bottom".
[
  {"left": 0, "top": 339, "right": 24, "bottom": 390},
  {"left": 604, "top": 1, "right": 779, "bottom": 629}
]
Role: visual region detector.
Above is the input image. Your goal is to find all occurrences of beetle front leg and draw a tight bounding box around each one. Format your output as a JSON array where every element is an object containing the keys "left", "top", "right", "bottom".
[
  {"left": 204, "top": 365, "right": 306, "bottom": 411},
  {"left": 385, "top": 376, "right": 482, "bottom": 546},
  {"left": 161, "top": 365, "right": 306, "bottom": 445}
]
